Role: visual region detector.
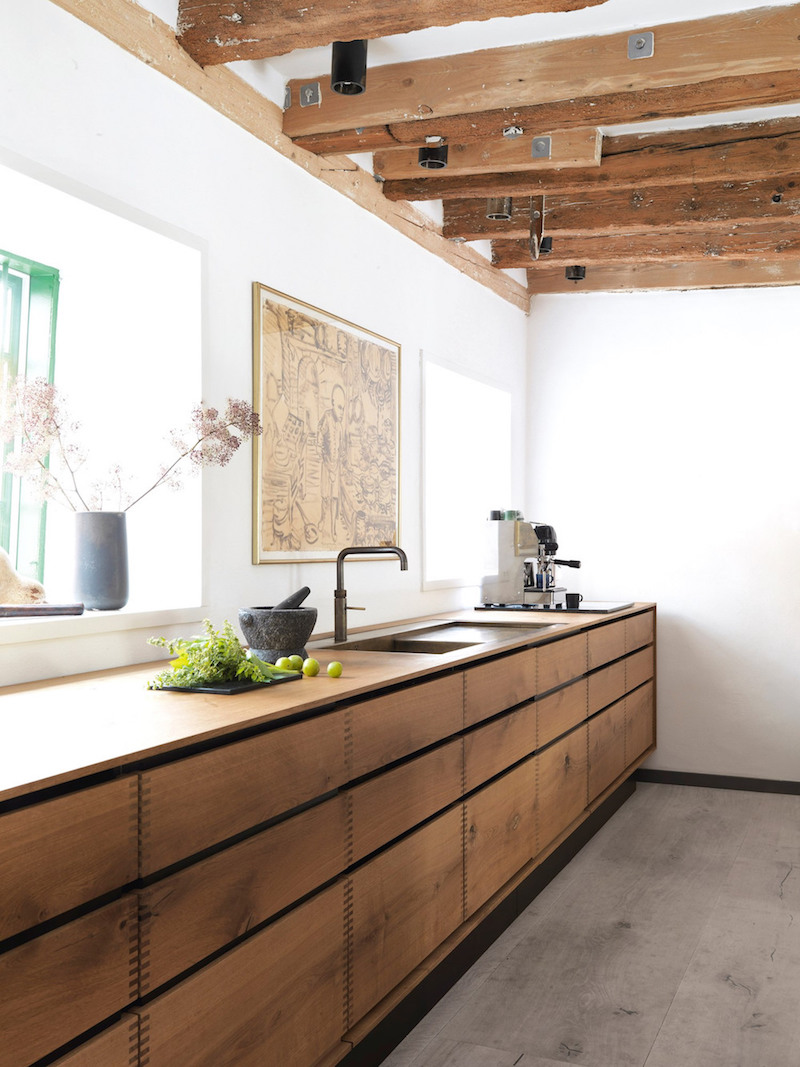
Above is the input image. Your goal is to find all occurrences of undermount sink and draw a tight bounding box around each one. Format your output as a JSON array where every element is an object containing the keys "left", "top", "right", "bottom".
[{"left": 326, "top": 619, "right": 566, "bottom": 654}]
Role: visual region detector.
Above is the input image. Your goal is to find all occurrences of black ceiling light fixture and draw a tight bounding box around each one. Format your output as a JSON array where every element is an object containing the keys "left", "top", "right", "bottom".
[
  {"left": 486, "top": 197, "right": 513, "bottom": 221},
  {"left": 540, "top": 237, "right": 553, "bottom": 254},
  {"left": 565, "top": 265, "right": 586, "bottom": 281},
  {"left": 418, "top": 142, "right": 449, "bottom": 169},
  {"left": 331, "top": 40, "right": 368, "bottom": 95}
]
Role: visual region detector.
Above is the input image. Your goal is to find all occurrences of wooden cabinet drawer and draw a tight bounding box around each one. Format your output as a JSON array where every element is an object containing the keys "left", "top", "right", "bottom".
[
  {"left": 137, "top": 882, "right": 345, "bottom": 1067},
  {"left": 537, "top": 724, "right": 588, "bottom": 854},
  {"left": 0, "top": 895, "right": 137, "bottom": 1067},
  {"left": 588, "top": 699, "right": 627, "bottom": 802},
  {"left": 587, "top": 619, "right": 626, "bottom": 671},
  {"left": 349, "top": 739, "right": 462, "bottom": 863},
  {"left": 626, "top": 609, "right": 654, "bottom": 652},
  {"left": 0, "top": 776, "right": 138, "bottom": 941},
  {"left": 50, "top": 1016, "right": 139, "bottom": 1067},
  {"left": 627, "top": 681, "right": 655, "bottom": 764},
  {"left": 537, "top": 633, "right": 587, "bottom": 694},
  {"left": 464, "top": 700, "right": 536, "bottom": 792},
  {"left": 139, "top": 794, "right": 348, "bottom": 993},
  {"left": 348, "top": 674, "right": 463, "bottom": 778},
  {"left": 140, "top": 710, "right": 346, "bottom": 874},
  {"left": 627, "top": 645, "right": 654, "bottom": 691},
  {"left": 537, "top": 678, "right": 587, "bottom": 747},
  {"left": 464, "top": 647, "right": 537, "bottom": 727},
  {"left": 465, "top": 759, "right": 537, "bottom": 917},
  {"left": 587, "top": 657, "right": 627, "bottom": 716},
  {"left": 350, "top": 807, "right": 463, "bottom": 1024}
]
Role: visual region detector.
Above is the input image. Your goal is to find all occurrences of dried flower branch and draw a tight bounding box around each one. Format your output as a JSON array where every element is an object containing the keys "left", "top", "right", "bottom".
[{"left": 0, "top": 376, "right": 262, "bottom": 512}]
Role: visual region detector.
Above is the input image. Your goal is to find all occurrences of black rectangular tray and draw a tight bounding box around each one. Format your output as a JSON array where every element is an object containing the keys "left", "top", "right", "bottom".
[{"left": 160, "top": 673, "right": 303, "bottom": 695}]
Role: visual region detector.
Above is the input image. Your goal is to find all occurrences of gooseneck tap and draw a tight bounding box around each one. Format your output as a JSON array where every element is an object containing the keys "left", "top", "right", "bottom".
[{"left": 334, "top": 546, "right": 409, "bottom": 643}]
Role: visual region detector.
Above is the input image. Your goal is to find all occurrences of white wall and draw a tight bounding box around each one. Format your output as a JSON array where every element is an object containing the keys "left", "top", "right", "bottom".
[
  {"left": 0, "top": 1, "right": 527, "bottom": 685},
  {"left": 526, "top": 287, "right": 800, "bottom": 782}
]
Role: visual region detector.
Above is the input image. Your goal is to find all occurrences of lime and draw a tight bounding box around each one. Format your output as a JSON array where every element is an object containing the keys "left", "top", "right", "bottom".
[
  {"left": 302, "top": 657, "right": 320, "bottom": 677},
  {"left": 288, "top": 654, "right": 304, "bottom": 671},
  {"left": 275, "top": 656, "right": 294, "bottom": 671},
  {"left": 327, "top": 661, "right": 343, "bottom": 678}
]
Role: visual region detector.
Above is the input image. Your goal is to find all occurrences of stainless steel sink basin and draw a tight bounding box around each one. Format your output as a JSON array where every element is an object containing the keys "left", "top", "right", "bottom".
[{"left": 326, "top": 619, "right": 566, "bottom": 654}]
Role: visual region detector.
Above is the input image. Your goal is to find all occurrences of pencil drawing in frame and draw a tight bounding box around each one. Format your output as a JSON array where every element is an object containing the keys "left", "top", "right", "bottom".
[{"left": 252, "top": 283, "right": 401, "bottom": 563}]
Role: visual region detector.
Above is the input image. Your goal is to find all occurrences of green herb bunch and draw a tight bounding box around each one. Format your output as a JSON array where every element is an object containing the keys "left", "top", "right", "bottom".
[{"left": 147, "top": 619, "right": 298, "bottom": 690}]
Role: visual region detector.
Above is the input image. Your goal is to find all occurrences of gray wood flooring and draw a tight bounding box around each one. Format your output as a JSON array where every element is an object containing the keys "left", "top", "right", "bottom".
[{"left": 379, "top": 783, "right": 800, "bottom": 1067}]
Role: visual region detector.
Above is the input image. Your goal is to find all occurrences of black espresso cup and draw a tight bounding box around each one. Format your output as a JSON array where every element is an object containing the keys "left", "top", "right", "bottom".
[{"left": 565, "top": 592, "right": 583, "bottom": 610}]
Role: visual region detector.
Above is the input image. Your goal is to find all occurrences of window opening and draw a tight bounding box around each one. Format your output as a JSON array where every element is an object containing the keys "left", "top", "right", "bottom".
[{"left": 0, "top": 249, "right": 59, "bottom": 581}]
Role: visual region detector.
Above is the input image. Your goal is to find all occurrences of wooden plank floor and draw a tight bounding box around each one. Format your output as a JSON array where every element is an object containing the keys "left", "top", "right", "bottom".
[{"left": 379, "top": 783, "right": 800, "bottom": 1067}]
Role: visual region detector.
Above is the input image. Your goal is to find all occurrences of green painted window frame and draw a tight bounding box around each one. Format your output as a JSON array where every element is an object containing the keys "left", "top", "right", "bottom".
[{"left": 0, "top": 249, "right": 60, "bottom": 582}]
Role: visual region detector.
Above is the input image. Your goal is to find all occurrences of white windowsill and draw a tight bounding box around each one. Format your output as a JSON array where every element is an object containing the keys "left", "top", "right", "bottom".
[{"left": 0, "top": 605, "right": 206, "bottom": 645}]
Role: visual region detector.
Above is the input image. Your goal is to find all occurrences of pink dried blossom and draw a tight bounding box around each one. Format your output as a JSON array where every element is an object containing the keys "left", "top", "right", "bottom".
[{"left": 0, "top": 376, "right": 262, "bottom": 512}]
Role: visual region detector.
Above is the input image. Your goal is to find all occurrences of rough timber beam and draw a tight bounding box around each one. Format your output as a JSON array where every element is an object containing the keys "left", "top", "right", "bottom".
[
  {"left": 383, "top": 118, "right": 800, "bottom": 202},
  {"left": 494, "top": 222, "right": 800, "bottom": 269},
  {"left": 443, "top": 179, "right": 800, "bottom": 242},
  {"left": 292, "top": 69, "right": 800, "bottom": 155},
  {"left": 527, "top": 260, "right": 800, "bottom": 294},
  {"left": 284, "top": 5, "right": 800, "bottom": 138},
  {"left": 373, "top": 129, "right": 602, "bottom": 181},
  {"left": 176, "top": 0, "right": 610, "bottom": 66},
  {"left": 47, "top": 0, "right": 530, "bottom": 312}
]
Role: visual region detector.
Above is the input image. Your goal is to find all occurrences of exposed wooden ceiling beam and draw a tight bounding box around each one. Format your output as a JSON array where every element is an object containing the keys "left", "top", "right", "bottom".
[
  {"left": 383, "top": 117, "right": 800, "bottom": 201},
  {"left": 374, "top": 129, "right": 602, "bottom": 181},
  {"left": 494, "top": 221, "right": 800, "bottom": 268},
  {"left": 292, "top": 69, "right": 800, "bottom": 155},
  {"left": 284, "top": 6, "right": 800, "bottom": 138},
  {"left": 527, "top": 259, "right": 800, "bottom": 293},
  {"left": 443, "top": 178, "right": 800, "bottom": 241},
  {"left": 176, "top": 0, "right": 610, "bottom": 66}
]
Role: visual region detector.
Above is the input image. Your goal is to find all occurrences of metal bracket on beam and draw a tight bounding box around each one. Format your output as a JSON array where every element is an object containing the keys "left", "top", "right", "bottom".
[
  {"left": 529, "top": 196, "right": 545, "bottom": 260},
  {"left": 531, "top": 136, "right": 551, "bottom": 160},
  {"left": 628, "top": 32, "right": 654, "bottom": 59},
  {"left": 299, "top": 82, "right": 322, "bottom": 107}
]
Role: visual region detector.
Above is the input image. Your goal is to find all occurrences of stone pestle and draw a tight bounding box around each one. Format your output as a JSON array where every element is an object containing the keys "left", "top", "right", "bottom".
[{"left": 272, "top": 586, "right": 311, "bottom": 611}]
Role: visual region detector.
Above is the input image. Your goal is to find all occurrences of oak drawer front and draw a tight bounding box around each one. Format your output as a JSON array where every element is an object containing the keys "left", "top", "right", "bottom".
[
  {"left": 50, "top": 1016, "right": 139, "bottom": 1067},
  {"left": 537, "top": 633, "right": 588, "bottom": 694},
  {"left": 626, "top": 681, "right": 655, "bottom": 764},
  {"left": 465, "top": 759, "right": 537, "bottom": 917},
  {"left": 138, "top": 882, "right": 345, "bottom": 1067},
  {"left": 464, "top": 647, "right": 537, "bottom": 727},
  {"left": 350, "top": 807, "right": 464, "bottom": 1025},
  {"left": 587, "top": 620, "right": 626, "bottom": 671},
  {"left": 349, "top": 740, "right": 462, "bottom": 863},
  {"left": 0, "top": 776, "right": 138, "bottom": 941},
  {"left": 140, "top": 709, "right": 346, "bottom": 874},
  {"left": 348, "top": 674, "right": 463, "bottom": 779},
  {"left": 139, "top": 794, "right": 348, "bottom": 993},
  {"left": 627, "top": 645, "right": 654, "bottom": 691},
  {"left": 626, "top": 609, "right": 654, "bottom": 653},
  {"left": 464, "top": 700, "right": 536, "bottom": 792},
  {"left": 587, "top": 658, "right": 627, "bottom": 717},
  {"left": 537, "top": 678, "right": 588, "bottom": 748},
  {"left": 537, "top": 724, "right": 589, "bottom": 854},
  {"left": 0, "top": 895, "right": 137, "bottom": 1067},
  {"left": 588, "top": 699, "right": 627, "bottom": 803}
]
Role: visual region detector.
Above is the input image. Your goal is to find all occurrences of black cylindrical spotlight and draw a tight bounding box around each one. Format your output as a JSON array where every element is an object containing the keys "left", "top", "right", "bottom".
[
  {"left": 486, "top": 197, "right": 513, "bottom": 221},
  {"left": 540, "top": 237, "right": 553, "bottom": 254},
  {"left": 565, "top": 265, "right": 586, "bottom": 281},
  {"left": 418, "top": 144, "right": 449, "bottom": 169},
  {"left": 331, "top": 40, "right": 368, "bottom": 95}
]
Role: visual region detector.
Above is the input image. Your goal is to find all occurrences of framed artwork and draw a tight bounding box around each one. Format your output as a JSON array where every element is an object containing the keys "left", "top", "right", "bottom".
[{"left": 252, "top": 283, "right": 401, "bottom": 563}]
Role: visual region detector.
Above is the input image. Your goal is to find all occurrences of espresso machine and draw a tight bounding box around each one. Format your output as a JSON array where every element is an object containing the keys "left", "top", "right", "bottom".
[{"left": 479, "top": 517, "right": 581, "bottom": 609}]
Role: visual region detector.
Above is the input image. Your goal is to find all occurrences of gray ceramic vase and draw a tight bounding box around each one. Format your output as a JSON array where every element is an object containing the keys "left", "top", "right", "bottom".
[
  {"left": 238, "top": 605, "right": 318, "bottom": 663},
  {"left": 74, "top": 511, "right": 129, "bottom": 611}
]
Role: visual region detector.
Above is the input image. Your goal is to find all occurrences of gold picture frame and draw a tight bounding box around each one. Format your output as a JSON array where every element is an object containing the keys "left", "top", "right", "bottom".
[{"left": 252, "top": 283, "right": 401, "bottom": 563}]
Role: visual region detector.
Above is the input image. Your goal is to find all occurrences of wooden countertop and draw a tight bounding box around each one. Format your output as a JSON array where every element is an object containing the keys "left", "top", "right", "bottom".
[{"left": 0, "top": 605, "right": 653, "bottom": 803}]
